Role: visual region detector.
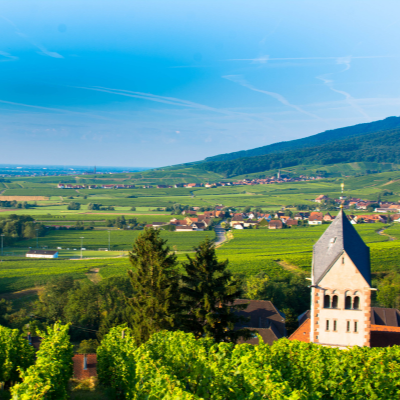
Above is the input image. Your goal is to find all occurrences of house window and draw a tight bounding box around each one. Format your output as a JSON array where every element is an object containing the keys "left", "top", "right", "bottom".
[
  {"left": 353, "top": 296, "right": 360, "bottom": 310},
  {"left": 354, "top": 321, "right": 358, "bottom": 333},
  {"left": 332, "top": 295, "right": 338, "bottom": 308},
  {"left": 345, "top": 296, "right": 352, "bottom": 309},
  {"left": 333, "top": 320, "right": 337, "bottom": 331},
  {"left": 326, "top": 320, "right": 330, "bottom": 331},
  {"left": 346, "top": 321, "right": 350, "bottom": 332},
  {"left": 324, "top": 295, "right": 331, "bottom": 308},
  {"left": 342, "top": 257, "right": 345, "bottom": 264}
]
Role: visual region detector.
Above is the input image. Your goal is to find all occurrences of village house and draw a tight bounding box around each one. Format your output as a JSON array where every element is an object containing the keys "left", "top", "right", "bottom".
[
  {"left": 185, "top": 217, "right": 198, "bottom": 225},
  {"left": 315, "top": 195, "right": 328, "bottom": 203},
  {"left": 356, "top": 201, "right": 373, "bottom": 210},
  {"left": 268, "top": 220, "right": 283, "bottom": 230},
  {"left": 230, "top": 214, "right": 244, "bottom": 227},
  {"left": 191, "top": 222, "right": 206, "bottom": 231},
  {"left": 286, "top": 219, "right": 298, "bottom": 227},
  {"left": 182, "top": 210, "right": 197, "bottom": 215},
  {"left": 355, "top": 214, "right": 387, "bottom": 224},
  {"left": 280, "top": 216, "right": 291, "bottom": 224},
  {"left": 323, "top": 212, "right": 334, "bottom": 222},
  {"left": 294, "top": 212, "right": 310, "bottom": 220},
  {"left": 308, "top": 212, "right": 323, "bottom": 225},
  {"left": 391, "top": 214, "right": 400, "bottom": 222},
  {"left": 232, "top": 223, "right": 244, "bottom": 229},
  {"left": 243, "top": 219, "right": 258, "bottom": 228},
  {"left": 234, "top": 300, "right": 286, "bottom": 345}
]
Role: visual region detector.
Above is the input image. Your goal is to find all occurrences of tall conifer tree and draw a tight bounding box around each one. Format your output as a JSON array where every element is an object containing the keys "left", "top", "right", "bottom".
[
  {"left": 127, "top": 228, "right": 181, "bottom": 345},
  {"left": 181, "top": 238, "right": 251, "bottom": 343}
]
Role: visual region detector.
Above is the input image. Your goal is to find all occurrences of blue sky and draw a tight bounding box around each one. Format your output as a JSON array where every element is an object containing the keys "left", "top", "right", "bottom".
[{"left": 1, "top": 0, "right": 400, "bottom": 167}]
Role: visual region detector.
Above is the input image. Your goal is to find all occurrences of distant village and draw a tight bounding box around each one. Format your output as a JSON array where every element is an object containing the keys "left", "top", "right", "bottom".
[
  {"left": 56, "top": 172, "right": 323, "bottom": 190},
  {"left": 142, "top": 193, "right": 400, "bottom": 232}
]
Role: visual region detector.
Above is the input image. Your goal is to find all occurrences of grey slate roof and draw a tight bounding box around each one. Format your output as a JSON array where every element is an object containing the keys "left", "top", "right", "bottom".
[
  {"left": 371, "top": 307, "right": 400, "bottom": 327},
  {"left": 312, "top": 209, "right": 371, "bottom": 285},
  {"left": 26, "top": 250, "right": 58, "bottom": 255}
]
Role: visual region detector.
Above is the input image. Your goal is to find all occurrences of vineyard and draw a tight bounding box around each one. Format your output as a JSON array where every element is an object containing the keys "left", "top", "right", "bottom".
[
  {"left": 2, "top": 170, "right": 400, "bottom": 209},
  {"left": 10, "top": 323, "right": 73, "bottom": 399},
  {"left": 217, "top": 223, "right": 393, "bottom": 276},
  {"left": 10, "top": 229, "right": 215, "bottom": 251},
  {"left": 97, "top": 327, "right": 400, "bottom": 399}
]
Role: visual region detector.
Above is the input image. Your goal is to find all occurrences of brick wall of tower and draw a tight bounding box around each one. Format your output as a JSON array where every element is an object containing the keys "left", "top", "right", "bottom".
[
  {"left": 363, "top": 290, "right": 371, "bottom": 347},
  {"left": 313, "top": 288, "right": 322, "bottom": 343}
]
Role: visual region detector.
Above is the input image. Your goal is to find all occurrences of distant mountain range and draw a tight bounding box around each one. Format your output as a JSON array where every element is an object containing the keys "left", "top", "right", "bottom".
[
  {"left": 204, "top": 116, "right": 400, "bottom": 163},
  {"left": 195, "top": 116, "right": 400, "bottom": 177}
]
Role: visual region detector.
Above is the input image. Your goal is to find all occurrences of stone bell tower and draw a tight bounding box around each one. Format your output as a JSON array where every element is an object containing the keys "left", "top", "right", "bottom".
[{"left": 310, "top": 208, "right": 372, "bottom": 347}]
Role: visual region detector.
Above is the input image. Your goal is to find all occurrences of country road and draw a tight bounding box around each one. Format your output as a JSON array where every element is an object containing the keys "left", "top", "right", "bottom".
[{"left": 214, "top": 225, "right": 227, "bottom": 247}]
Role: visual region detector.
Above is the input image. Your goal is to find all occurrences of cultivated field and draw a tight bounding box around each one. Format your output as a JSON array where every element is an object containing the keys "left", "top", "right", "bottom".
[
  {"left": 1, "top": 170, "right": 400, "bottom": 296},
  {"left": 0, "top": 195, "right": 49, "bottom": 201}
]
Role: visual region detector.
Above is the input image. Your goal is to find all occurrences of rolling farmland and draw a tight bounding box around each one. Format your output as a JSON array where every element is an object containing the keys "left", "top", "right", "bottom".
[{"left": 1, "top": 170, "right": 400, "bottom": 296}]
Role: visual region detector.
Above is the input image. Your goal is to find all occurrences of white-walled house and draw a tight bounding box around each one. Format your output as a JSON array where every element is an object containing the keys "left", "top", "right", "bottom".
[{"left": 26, "top": 250, "right": 59, "bottom": 259}]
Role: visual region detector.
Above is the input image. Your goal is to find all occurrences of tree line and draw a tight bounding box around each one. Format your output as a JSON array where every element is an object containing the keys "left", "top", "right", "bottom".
[{"left": 0, "top": 215, "right": 46, "bottom": 246}]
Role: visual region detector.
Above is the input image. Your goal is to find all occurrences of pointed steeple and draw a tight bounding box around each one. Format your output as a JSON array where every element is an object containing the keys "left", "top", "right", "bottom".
[{"left": 312, "top": 209, "right": 371, "bottom": 285}]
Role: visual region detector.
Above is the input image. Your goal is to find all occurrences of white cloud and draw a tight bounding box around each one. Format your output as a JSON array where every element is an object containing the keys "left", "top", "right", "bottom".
[
  {"left": 0, "top": 99, "right": 111, "bottom": 121},
  {"left": 0, "top": 50, "right": 18, "bottom": 62},
  {"left": 1, "top": 16, "right": 63, "bottom": 59},
  {"left": 223, "top": 75, "right": 322, "bottom": 120},
  {"left": 73, "top": 85, "right": 282, "bottom": 129},
  {"left": 316, "top": 57, "right": 372, "bottom": 121},
  {"left": 228, "top": 55, "right": 392, "bottom": 63}
]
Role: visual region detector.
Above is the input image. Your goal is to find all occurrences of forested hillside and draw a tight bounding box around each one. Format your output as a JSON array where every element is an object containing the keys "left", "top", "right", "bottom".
[
  {"left": 204, "top": 116, "right": 400, "bottom": 163},
  {"left": 201, "top": 127, "right": 400, "bottom": 177}
]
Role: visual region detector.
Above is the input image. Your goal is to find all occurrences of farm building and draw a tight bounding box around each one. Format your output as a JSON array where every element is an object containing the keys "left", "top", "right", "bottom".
[
  {"left": 175, "top": 226, "right": 195, "bottom": 232},
  {"left": 26, "top": 250, "right": 59, "bottom": 259}
]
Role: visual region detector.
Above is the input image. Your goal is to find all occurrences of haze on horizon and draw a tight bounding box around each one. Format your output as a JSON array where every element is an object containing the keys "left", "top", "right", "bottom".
[{"left": 1, "top": 0, "right": 400, "bottom": 168}]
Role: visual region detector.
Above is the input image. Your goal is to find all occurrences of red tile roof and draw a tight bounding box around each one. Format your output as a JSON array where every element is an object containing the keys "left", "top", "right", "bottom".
[
  {"left": 288, "top": 318, "right": 310, "bottom": 343},
  {"left": 371, "top": 324, "right": 400, "bottom": 332},
  {"left": 73, "top": 354, "right": 97, "bottom": 380}
]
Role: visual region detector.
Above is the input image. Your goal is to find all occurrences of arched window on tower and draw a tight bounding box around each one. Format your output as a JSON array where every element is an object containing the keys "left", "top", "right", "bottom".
[
  {"left": 324, "top": 295, "right": 331, "bottom": 308},
  {"left": 345, "top": 296, "right": 352, "bottom": 309},
  {"left": 353, "top": 296, "right": 360, "bottom": 310},
  {"left": 332, "top": 295, "right": 338, "bottom": 308}
]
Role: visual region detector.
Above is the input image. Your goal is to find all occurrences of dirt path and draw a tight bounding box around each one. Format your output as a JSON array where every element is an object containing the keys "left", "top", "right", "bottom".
[
  {"left": 0, "top": 189, "right": 6, "bottom": 195},
  {"left": 276, "top": 260, "right": 302, "bottom": 273},
  {"left": 214, "top": 225, "right": 227, "bottom": 247},
  {"left": 0, "top": 287, "right": 43, "bottom": 301},
  {"left": 86, "top": 268, "right": 102, "bottom": 284},
  {"left": 377, "top": 226, "right": 396, "bottom": 241}
]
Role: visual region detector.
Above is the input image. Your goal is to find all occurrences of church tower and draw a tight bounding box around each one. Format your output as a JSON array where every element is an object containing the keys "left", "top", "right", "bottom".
[{"left": 310, "top": 209, "right": 372, "bottom": 347}]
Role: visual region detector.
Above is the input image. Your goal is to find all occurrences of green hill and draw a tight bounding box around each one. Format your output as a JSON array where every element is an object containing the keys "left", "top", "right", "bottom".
[
  {"left": 204, "top": 116, "right": 400, "bottom": 163},
  {"left": 201, "top": 127, "right": 400, "bottom": 177}
]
